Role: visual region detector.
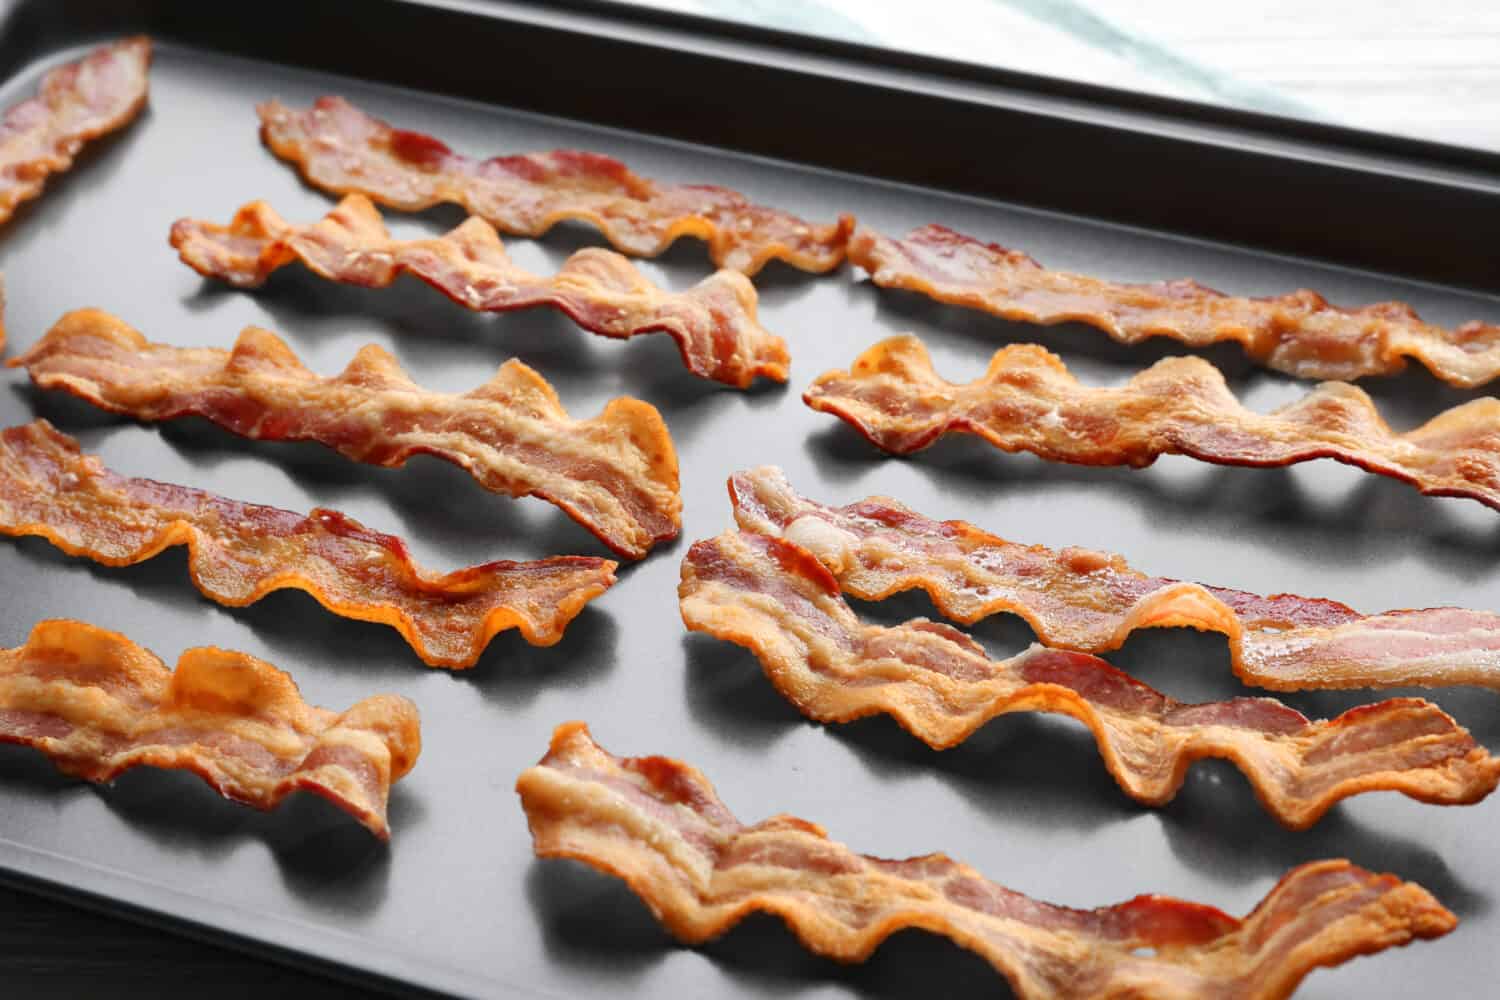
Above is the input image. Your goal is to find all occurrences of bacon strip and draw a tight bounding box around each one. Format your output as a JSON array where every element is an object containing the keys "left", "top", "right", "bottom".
[
  {"left": 0, "top": 420, "right": 615, "bottom": 668},
  {"left": 258, "top": 96, "right": 853, "bottom": 277},
  {"left": 0, "top": 37, "right": 150, "bottom": 241},
  {"left": 805, "top": 335, "right": 1500, "bottom": 516},
  {"left": 0, "top": 620, "right": 420, "bottom": 838},
  {"left": 679, "top": 531, "right": 1500, "bottom": 828},
  {"left": 169, "top": 195, "right": 789, "bottom": 388},
  {"left": 729, "top": 466, "right": 1500, "bottom": 692},
  {"left": 519, "top": 721, "right": 1456, "bottom": 998},
  {"left": 850, "top": 225, "right": 1500, "bottom": 388},
  {"left": 11, "top": 309, "right": 681, "bottom": 559}
]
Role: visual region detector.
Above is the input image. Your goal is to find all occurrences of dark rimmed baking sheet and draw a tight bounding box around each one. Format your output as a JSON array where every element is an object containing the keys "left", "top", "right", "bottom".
[{"left": 2, "top": 2, "right": 1499, "bottom": 997}]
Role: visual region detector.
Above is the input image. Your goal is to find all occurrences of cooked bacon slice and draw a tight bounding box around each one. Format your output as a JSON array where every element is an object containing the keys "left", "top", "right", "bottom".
[
  {"left": 0, "top": 36, "right": 150, "bottom": 243},
  {"left": 679, "top": 531, "right": 1500, "bottom": 828},
  {"left": 806, "top": 335, "right": 1500, "bottom": 516},
  {"left": 0, "top": 420, "right": 615, "bottom": 668},
  {"left": 0, "top": 619, "right": 420, "bottom": 838},
  {"left": 258, "top": 96, "right": 853, "bottom": 277},
  {"left": 729, "top": 466, "right": 1500, "bottom": 691},
  {"left": 11, "top": 309, "right": 681, "bottom": 559},
  {"left": 849, "top": 225, "right": 1500, "bottom": 388},
  {"left": 169, "top": 195, "right": 789, "bottom": 388},
  {"left": 519, "top": 721, "right": 1456, "bottom": 998}
]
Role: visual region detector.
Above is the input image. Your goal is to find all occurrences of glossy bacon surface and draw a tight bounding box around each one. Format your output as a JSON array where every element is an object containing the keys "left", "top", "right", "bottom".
[
  {"left": 519, "top": 721, "right": 1456, "bottom": 999},
  {"left": 170, "top": 195, "right": 789, "bottom": 388},
  {"left": 0, "top": 620, "right": 420, "bottom": 838},
  {"left": 0, "top": 420, "right": 615, "bottom": 668},
  {"left": 0, "top": 36, "right": 150, "bottom": 246},
  {"left": 806, "top": 335, "right": 1500, "bottom": 514},
  {"left": 259, "top": 96, "right": 854, "bottom": 276},
  {"left": 850, "top": 225, "right": 1500, "bottom": 387},
  {"left": 678, "top": 531, "right": 1500, "bottom": 828},
  {"left": 12, "top": 310, "right": 681, "bottom": 559},
  {"left": 729, "top": 466, "right": 1500, "bottom": 691}
]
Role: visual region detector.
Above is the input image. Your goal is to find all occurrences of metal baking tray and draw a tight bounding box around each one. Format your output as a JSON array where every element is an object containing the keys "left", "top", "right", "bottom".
[{"left": 2, "top": 1, "right": 1499, "bottom": 996}]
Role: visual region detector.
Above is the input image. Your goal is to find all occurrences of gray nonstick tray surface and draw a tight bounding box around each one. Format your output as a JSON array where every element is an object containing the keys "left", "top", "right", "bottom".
[{"left": 2, "top": 19, "right": 1499, "bottom": 1000}]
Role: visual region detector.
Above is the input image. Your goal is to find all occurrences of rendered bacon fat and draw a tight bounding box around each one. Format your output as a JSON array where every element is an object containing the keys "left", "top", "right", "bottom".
[
  {"left": 0, "top": 620, "right": 420, "bottom": 838},
  {"left": 259, "top": 97, "right": 853, "bottom": 276},
  {"left": 0, "top": 420, "right": 615, "bottom": 668},
  {"left": 12, "top": 310, "right": 681, "bottom": 559},
  {"left": 520, "top": 722, "right": 1455, "bottom": 999},
  {"left": 0, "top": 37, "right": 150, "bottom": 236},
  {"left": 806, "top": 335, "right": 1500, "bottom": 515},
  {"left": 170, "top": 195, "right": 789, "bottom": 388},
  {"left": 730, "top": 466, "right": 1500, "bottom": 691},
  {"left": 850, "top": 225, "right": 1500, "bottom": 387},
  {"left": 679, "top": 531, "right": 1500, "bottom": 828}
]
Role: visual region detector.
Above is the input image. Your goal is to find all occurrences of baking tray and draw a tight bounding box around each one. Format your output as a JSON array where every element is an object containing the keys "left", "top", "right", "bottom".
[{"left": 1, "top": 1, "right": 1499, "bottom": 997}]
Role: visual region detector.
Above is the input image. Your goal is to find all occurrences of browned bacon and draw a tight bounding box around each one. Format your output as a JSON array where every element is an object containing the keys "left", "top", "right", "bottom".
[
  {"left": 0, "top": 420, "right": 616, "bottom": 668},
  {"left": 805, "top": 335, "right": 1500, "bottom": 515},
  {"left": 519, "top": 721, "right": 1456, "bottom": 998},
  {"left": 850, "top": 225, "right": 1500, "bottom": 388},
  {"left": 170, "top": 195, "right": 789, "bottom": 388},
  {"left": 729, "top": 466, "right": 1500, "bottom": 691},
  {"left": 679, "top": 531, "right": 1500, "bottom": 828},
  {"left": 258, "top": 97, "right": 853, "bottom": 277},
  {"left": 0, "top": 620, "right": 420, "bottom": 838},
  {"left": 0, "top": 37, "right": 150, "bottom": 244},
  {"left": 11, "top": 310, "right": 681, "bottom": 559}
]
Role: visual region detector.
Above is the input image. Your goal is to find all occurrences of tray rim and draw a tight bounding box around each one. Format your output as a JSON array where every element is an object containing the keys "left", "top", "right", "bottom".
[
  {"left": 4, "top": 0, "right": 1499, "bottom": 288},
  {"left": 523, "top": 0, "right": 1500, "bottom": 178}
]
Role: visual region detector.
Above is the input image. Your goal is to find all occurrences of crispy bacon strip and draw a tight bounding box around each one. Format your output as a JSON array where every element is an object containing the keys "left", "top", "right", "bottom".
[
  {"left": 0, "top": 36, "right": 150, "bottom": 245},
  {"left": 258, "top": 96, "right": 853, "bottom": 277},
  {"left": 0, "top": 420, "right": 615, "bottom": 668},
  {"left": 520, "top": 721, "right": 1455, "bottom": 999},
  {"left": 729, "top": 466, "right": 1500, "bottom": 692},
  {"left": 11, "top": 309, "right": 681, "bottom": 559},
  {"left": 850, "top": 225, "right": 1500, "bottom": 388},
  {"left": 679, "top": 531, "right": 1500, "bottom": 828},
  {"left": 169, "top": 195, "right": 789, "bottom": 388},
  {"left": 0, "top": 620, "right": 420, "bottom": 838},
  {"left": 806, "top": 335, "right": 1500, "bottom": 515}
]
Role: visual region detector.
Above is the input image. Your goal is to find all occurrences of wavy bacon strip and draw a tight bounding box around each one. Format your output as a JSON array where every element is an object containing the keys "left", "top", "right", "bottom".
[
  {"left": 0, "top": 620, "right": 420, "bottom": 838},
  {"left": 679, "top": 531, "right": 1500, "bottom": 828},
  {"left": 169, "top": 195, "right": 789, "bottom": 388},
  {"left": 258, "top": 96, "right": 853, "bottom": 277},
  {"left": 0, "top": 37, "right": 150, "bottom": 240},
  {"left": 520, "top": 722, "right": 1455, "bottom": 999},
  {"left": 806, "top": 335, "right": 1500, "bottom": 515},
  {"left": 0, "top": 420, "right": 615, "bottom": 668},
  {"left": 11, "top": 309, "right": 681, "bottom": 559},
  {"left": 729, "top": 466, "right": 1500, "bottom": 691},
  {"left": 850, "top": 225, "right": 1500, "bottom": 388}
]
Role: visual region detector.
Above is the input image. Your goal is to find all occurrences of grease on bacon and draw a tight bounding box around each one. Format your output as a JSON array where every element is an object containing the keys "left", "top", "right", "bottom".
[
  {"left": 12, "top": 309, "right": 681, "bottom": 559},
  {"left": 170, "top": 195, "right": 788, "bottom": 388},
  {"left": 258, "top": 96, "right": 853, "bottom": 276},
  {"left": 730, "top": 466, "right": 1500, "bottom": 691},
  {"left": 0, "top": 37, "right": 150, "bottom": 234},
  {"left": 850, "top": 225, "right": 1500, "bottom": 388},
  {"left": 0, "top": 420, "right": 615, "bottom": 668},
  {"left": 0, "top": 36, "right": 149, "bottom": 353},
  {"left": 805, "top": 335, "right": 1500, "bottom": 515},
  {"left": 519, "top": 721, "right": 1455, "bottom": 999},
  {"left": 0, "top": 620, "right": 420, "bottom": 838},
  {"left": 678, "top": 531, "right": 1500, "bottom": 828}
]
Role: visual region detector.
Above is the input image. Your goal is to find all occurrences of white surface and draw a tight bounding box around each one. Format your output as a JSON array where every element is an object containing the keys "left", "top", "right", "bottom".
[{"left": 620, "top": 0, "right": 1500, "bottom": 151}]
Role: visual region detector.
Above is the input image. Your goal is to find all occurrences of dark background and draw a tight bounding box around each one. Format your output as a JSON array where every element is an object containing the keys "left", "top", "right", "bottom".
[{"left": 1, "top": 886, "right": 363, "bottom": 997}]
